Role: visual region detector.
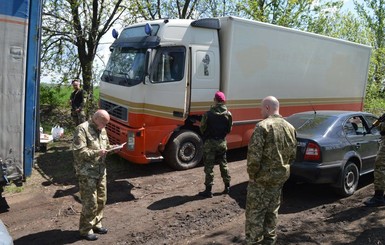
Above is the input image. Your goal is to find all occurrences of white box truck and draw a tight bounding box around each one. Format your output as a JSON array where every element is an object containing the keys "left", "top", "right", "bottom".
[
  {"left": 0, "top": 0, "right": 42, "bottom": 209},
  {"left": 100, "top": 16, "right": 371, "bottom": 170}
]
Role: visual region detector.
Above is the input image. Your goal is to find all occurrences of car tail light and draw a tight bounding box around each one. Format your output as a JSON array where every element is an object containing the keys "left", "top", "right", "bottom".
[{"left": 303, "top": 142, "right": 321, "bottom": 161}]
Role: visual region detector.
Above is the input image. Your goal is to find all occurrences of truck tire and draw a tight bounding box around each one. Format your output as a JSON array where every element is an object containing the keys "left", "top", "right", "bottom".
[
  {"left": 335, "top": 161, "right": 359, "bottom": 197},
  {"left": 164, "top": 130, "right": 203, "bottom": 170}
]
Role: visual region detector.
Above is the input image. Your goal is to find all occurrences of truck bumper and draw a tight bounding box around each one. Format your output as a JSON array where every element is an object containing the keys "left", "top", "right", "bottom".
[{"left": 106, "top": 121, "right": 164, "bottom": 164}]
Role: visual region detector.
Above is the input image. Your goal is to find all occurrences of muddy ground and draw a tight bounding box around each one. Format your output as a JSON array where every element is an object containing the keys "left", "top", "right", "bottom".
[{"left": 1, "top": 137, "right": 385, "bottom": 245}]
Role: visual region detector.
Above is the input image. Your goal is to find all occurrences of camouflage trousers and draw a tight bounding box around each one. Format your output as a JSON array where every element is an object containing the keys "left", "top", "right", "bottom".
[
  {"left": 245, "top": 182, "right": 282, "bottom": 245},
  {"left": 202, "top": 139, "right": 231, "bottom": 186},
  {"left": 71, "top": 110, "right": 86, "bottom": 126},
  {"left": 374, "top": 141, "right": 385, "bottom": 191},
  {"left": 77, "top": 174, "right": 107, "bottom": 236}
]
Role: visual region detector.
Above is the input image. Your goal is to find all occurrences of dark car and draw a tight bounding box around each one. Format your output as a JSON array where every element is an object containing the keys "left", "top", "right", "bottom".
[{"left": 285, "top": 110, "right": 381, "bottom": 196}]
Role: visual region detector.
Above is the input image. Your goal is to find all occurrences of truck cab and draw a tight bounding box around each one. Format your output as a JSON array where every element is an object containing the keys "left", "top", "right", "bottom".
[{"left": 100, "top": 19, "right": 221, "bottom": 169}]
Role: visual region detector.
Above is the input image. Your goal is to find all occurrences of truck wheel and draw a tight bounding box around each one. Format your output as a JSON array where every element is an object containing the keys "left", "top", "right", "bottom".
[
  {"left": 335, "top": 161, "right": 359, "bottom": 197},
  {"left": 164, "top": 130, "right": 203, "bottom": 170}
]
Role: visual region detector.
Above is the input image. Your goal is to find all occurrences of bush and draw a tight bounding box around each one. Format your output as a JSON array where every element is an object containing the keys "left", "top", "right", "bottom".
[
  {"left": 40, "top": 83, "right": 78, "bottom": 107},
  {"left": 364, "top": 82, "right": 385, "bottom": 116},
  {"left": 39, "top": 84, "right": 100, "bottom": 134}
]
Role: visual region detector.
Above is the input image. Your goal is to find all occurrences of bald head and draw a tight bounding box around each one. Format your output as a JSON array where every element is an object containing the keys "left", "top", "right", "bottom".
[
  {"left": 92, "top": 109, "right": 110, "bottom": 129},
  {"left": 261, "top": 96, "right": 280, "bottom": 119}
]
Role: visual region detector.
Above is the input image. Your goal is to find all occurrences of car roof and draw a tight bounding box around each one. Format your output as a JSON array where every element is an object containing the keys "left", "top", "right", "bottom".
[{"left": 289, "top": 110, "right": 373, "bottom": 117}]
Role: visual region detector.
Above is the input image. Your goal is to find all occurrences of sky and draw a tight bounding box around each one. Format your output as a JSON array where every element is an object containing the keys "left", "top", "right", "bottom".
[{"left": 342, "top": 0, "right": 357, "bottom": 12}]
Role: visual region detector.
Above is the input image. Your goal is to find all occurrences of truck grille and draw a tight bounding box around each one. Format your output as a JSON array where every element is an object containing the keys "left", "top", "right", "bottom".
[
  {"left": 100, "top": 99, "right": 128, "bottom": 121},
  {"left": 106, "top": 123, "right": 121, "bottom": 145},
  {"left": 107, "top": 123, "right": 121, "bottom": 135}
]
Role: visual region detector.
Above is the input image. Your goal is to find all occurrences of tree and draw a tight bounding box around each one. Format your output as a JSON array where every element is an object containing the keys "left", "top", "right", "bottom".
[
  {"left": 41, "top": 0, "right": 127, "bottom": 95},
  {"left": 128, "top": 0, "right": 198, "bottom": 20},
  {"left": 237, "top": 0, "right": 343, "bottom": 29},
  {"left": 127, "top": 0, "right": 240, "bottom": 21},
  {"left": 354, "top": 0, "right": 385, "bottom": 84},
  {"left": 193, "top": 0, "right": 241, "bottom": 18}
]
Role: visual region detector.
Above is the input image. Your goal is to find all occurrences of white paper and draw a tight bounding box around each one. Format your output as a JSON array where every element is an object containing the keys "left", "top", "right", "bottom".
[{"left": 107, "top": 142, "right": 127, "bottom": 152}]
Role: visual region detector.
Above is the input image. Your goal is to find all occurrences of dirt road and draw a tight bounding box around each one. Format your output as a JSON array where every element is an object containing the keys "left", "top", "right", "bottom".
[{"left": 1, "top": 139, "right": 385, "bottom": 245}]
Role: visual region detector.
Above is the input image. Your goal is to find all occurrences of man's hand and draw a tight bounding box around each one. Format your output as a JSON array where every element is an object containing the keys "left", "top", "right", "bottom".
[
  {"left": 98, "top": 149, "right": 108, "bottom": 157},
  {"left": 378, "top": 113, "right": 385, "bottom": 123},
  {"left": 371, "top": 113, "right": 385, "bottom": 129}
]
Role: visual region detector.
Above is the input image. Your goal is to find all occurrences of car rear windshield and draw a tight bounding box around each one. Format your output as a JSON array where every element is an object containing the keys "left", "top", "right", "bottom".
[{"left": 286, "top": 114, "right": 338, "bottom": 135}]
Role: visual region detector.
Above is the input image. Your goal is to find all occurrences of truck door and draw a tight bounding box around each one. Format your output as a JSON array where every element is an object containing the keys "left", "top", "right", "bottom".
[
  {"left": 189, "top": 45, "right": 220, "bottom": 105},
  {"left": 147, "top": 46, "right": 188, "bottom": 119}
]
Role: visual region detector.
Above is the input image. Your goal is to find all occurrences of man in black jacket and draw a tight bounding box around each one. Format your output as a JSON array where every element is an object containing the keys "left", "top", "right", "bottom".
[
  {"left": 69, "top": 79, "right": 86, "bottom": 126},
  {"left": 198, "top": 91, "right": 233, "bottom": 198}
]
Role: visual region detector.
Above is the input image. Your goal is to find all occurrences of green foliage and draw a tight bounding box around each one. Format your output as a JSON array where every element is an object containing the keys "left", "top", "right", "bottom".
[
  {"left": 40, "top": 84, "right": 70, "bottom": 107},
  {"left": 354, "top": 0, "right": 385, "bottom": 84},
  {"left": 238, "top": 0, "right": 337, "bottom": 29},
  {"left": 364, "top": 82, "right": 385, "bottom": 115},
  {"left": 40, "top": 84, "right": 100, "bottom": 109},
  {"left": 39, "top": 84, "right": 100, "bottom": 133}
]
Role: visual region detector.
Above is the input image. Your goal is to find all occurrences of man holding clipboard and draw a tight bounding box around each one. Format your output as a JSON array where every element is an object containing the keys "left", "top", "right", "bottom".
[{"left": 72, "top": 109, "right": 123, "bottom": 241}]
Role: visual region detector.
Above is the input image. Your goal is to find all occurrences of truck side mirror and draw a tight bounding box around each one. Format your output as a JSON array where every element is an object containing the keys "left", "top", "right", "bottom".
[{"left": 143, "top": 49, "right": 151, "bottom": 84}]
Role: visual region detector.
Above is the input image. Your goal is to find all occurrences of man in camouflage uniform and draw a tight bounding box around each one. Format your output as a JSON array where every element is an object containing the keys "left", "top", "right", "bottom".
[
  {"left": 69, "top": 79, "right": 86, "bottom": 126},
  {"left": 364, "top": 115, "right": 385, "bottom": 207},
  {"left": 198, "top": 91, "right": 232, "bottom": 198},
  {"left": 73, "top": 109, "right": 116, "bottom": 241},
  {"left": 245, "top": 96, "right": 297, "bottom": 245}
]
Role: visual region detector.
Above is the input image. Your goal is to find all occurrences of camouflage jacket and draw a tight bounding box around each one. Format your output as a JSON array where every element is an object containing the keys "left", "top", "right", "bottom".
[
  {"left": 247, "top": 114, "right": 297, "bottom": 187},
  {"left": 200, "top": 103, "right": 232, "bottom": 140},
  {"left": 379, "top": 122, "right": 385, "bottom": 137},
  {"left": 72, "top": 119, "right": 111, "bottom": 178}
]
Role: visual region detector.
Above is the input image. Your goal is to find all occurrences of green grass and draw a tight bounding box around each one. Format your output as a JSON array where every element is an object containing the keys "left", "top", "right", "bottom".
[
  {"left": 4, "top": 185, "right": 24, "bottom": 194},
  {"left": 40, "top": 83, "right": 100, "bottom": 108}
]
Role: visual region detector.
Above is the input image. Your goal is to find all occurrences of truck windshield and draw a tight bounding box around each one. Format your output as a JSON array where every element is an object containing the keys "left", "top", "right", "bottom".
[{"left": 101, "top": 47, "right": 146, "bottom": 87}]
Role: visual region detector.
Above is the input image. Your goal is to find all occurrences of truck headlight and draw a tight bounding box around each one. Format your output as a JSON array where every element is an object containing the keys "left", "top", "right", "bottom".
[{"left": 127, "top": 131, "right": 135, "bottom": 151}]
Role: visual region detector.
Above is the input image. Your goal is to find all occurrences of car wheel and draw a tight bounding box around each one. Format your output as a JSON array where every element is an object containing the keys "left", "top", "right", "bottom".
[
  {"left": 164, "top": 130, "right": 203, "bottom": 170},
  {"left": 335, "top": 161, "right": 359, "bottom": 197}
]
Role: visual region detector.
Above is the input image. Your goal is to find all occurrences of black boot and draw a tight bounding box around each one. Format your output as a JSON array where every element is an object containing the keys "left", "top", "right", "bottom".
[
  {"left": 223, "top": 183, "right": 230, "bottom": 194},
  {"left": 0, "top": 188, "right": 9, "bottom": 213},
  {"left": 364, "top": 190, "right": 385, "bottom": 207},
  {"left": 198, "top": 185, "right": 212, "bottom": 198}
]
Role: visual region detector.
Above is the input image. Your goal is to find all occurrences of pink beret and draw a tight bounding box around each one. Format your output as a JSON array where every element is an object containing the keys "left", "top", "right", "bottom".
[{"left": 215, "top": 91, "right": 226, "bottom": 102}]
